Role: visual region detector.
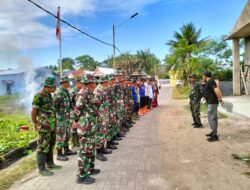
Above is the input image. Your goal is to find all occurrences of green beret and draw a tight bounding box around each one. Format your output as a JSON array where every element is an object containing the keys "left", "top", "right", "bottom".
[{"left": 81, "top": 75, "right": 89, "bottom": 84}]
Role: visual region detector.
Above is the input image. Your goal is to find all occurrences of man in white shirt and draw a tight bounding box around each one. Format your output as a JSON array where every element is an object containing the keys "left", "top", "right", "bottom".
[{"left": 147, "top": 80, "right": 154, "bottom": 110}]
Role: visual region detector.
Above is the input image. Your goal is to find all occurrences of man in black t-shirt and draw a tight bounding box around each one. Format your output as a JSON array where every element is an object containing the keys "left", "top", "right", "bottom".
[{"left": 203, "top": 71, "right": 225, "bottom": 142}]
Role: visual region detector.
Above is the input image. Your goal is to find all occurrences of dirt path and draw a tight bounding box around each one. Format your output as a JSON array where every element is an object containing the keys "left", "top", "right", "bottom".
[
  {"left": 156, "top": 86, "right": 250, "bottom": 190},
  {"left": 8, "top": 86, "right": 250, "bottom": 190}
]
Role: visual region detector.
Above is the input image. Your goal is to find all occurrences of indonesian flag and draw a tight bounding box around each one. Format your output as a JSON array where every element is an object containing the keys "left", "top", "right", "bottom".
[{"left": 56, "top": 7, "right": 61, "bottom": 40}]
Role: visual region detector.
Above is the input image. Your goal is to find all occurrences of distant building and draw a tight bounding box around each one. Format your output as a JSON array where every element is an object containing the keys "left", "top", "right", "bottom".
[
  {"left": 93, "top": 67, "right": 115, "bottom": 77},
  {"left": 0, "top": 67, "right": 59, "bottom": 95}
]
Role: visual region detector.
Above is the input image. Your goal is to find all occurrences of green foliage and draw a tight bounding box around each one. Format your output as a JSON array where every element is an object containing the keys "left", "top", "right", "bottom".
[
  {"left": 0, "top": 114, "right": 37, "bottom": 158},
  {"left": 75, "top": 55, "right": 100, "bottom": 71},
  {"left": 172, "top": 86, "right": 189, "bottom": 99},
  {"left": 61, "top": 57, "right": 75, "bottom": 70}
]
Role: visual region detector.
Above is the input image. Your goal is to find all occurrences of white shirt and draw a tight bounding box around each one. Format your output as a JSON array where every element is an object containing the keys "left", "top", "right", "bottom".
[
  {"left": 145, "top": 82, "right": 150, "bottom": 96},
  {"left": 148, "top": 84, "right": 154, "bottom": 99}
]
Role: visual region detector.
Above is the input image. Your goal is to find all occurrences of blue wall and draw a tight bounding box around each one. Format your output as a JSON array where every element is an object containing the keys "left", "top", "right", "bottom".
[{"left": 0, "top": 73, "right": 26, "bottom": 95}]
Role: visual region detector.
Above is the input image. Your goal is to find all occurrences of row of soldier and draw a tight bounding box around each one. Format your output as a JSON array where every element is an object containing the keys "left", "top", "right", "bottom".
[{"left": 31, "top": 74, "right": 136, "bottom": 184}]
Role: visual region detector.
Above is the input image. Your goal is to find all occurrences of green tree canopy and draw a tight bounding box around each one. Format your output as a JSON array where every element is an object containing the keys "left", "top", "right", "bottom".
[{"left": 75, "top": 55, "right": 100, "bottom": 71}]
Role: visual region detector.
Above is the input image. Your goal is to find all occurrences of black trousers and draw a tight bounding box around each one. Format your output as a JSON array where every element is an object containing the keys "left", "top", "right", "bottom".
[{"left": 140, "top": 97, "right": 146, "bottom": 108}]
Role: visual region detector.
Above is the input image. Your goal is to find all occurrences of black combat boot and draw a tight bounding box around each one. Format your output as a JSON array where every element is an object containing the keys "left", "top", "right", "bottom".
[
  {"left": 117, "top": 132, "right": 126, "bottom": 137},
  {"left": 207, "top": 135, "right": 219, "bottom": 142},
  {"left": 37, "top": 152, "right": 54, "bottom": 176},
  {"left": 111, "top": 140, "right": 119, "bottom": 145},
  {"left": 46, "top": 148, "right": 62, "bottom": 169},
  {"left": 57, "top": 149, "right": 69, "bottom": 161},
  {"left": 107, "top": 141, "right": 117, "bottom": 150},
  {"left": 90, "top": 168, "right": 101, "bottom": 175},
  {"left": 206, "top": 132, "right": 213, "bottom": 137},
  {"left": 114, "top": 136, "right": 122, "bottom": 141},
  {"left": 76, "top": 175, "right": 95, "bottom": 184},
  {"left": 64, "top": 145, "right": 77, "bottom": 156},
  {"left": 96, "top": 149, "right": 107, "bottom": 161},
  {"left": 102, "top": 147, "right": 112, "bottom": 154}
]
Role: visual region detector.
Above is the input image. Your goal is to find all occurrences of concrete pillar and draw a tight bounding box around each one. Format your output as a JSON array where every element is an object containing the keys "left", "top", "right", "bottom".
[
  {"left": 232, "top": 38, "right": 241, "bottom": 96},
  {"left": 233, "top": 39, "right": 241, "bottom": 96},
  {"left": 245, "top": 37, "right": 250, "bottom": 94}
]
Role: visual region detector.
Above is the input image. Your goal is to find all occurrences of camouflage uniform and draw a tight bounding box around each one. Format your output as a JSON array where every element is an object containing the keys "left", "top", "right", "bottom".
[
  {"left": 93, "top": 82, "right": 109, "bottom": 149},
  {"left": 107, "top": 82, "right": 117, "bottom": 139},
  {"left": 74, "top": 78, "right": 98, "bottom": 179},
  {"left": 69, "top": 87, "right": 80, "bottom": 147},
  {"left": 189, "top": 81, "right": 203, "bottom": 127},
  {"left": 53, "top": 80, "right": 71, "bottom": 150},
  {"left": 32, "top": 77, "right": 60, "bottom": 176}
]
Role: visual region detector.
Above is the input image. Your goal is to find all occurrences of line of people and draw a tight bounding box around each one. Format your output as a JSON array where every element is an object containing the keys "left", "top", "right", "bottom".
[{"left": 31, "top": 74, "right": 160, "bottom": 185}]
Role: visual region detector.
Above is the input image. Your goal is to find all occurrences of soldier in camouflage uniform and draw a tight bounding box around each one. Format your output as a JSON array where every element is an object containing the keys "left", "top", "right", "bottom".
[
  {"left": 93, "top": 76, "right": 110, "bottom": 161},
  {"left": 189, "top": 74, "right": 203, "bottom": 128},
  {"left": 69, "top": 76, "right": 82, "bottom": 148},
  {"left": 31, "top": 77, "right": 61, "bottom": 176},
  {"left": 74, "top": 76, "right": 100, "bottom": 184},
  {"left": 53, "top": 76, "right": 76, "bottom": 161},
  {"left": 106, "top": 75, "right": 119, "bottom": 147}
]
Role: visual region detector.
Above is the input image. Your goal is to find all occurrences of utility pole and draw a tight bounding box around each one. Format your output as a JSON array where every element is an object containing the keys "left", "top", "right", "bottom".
[{"left": 113, "top": 24, "right": 116, "bottom": 69}]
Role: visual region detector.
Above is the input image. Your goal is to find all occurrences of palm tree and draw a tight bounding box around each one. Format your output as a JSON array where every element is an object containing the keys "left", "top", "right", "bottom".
[{"left": 166, "top": 22, "right": 209, "bottom": 82}]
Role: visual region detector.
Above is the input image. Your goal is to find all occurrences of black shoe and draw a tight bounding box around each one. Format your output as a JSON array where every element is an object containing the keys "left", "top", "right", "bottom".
[
  {"left": 194, "top": 124, "right": 203, "bottom": 128},
  {"left": 76, "top": 176, "right": 95, "bottom": 184},
  {"left": 102, "top": 148, "right": 112, "bottom": 154},
  {"left": 114, "top": 136, "right": 122, "bottom": 141},
  {"left": 206, "top": 132, "right": 213, "bottom": 137},
  {"left": 117, "top": 132, "right": 125, "bottom": 137},
  {"left": 96, "top": 153, "right": 107, "bottom": 161},
  {"left": 126, "top": 122, "right": 133, "bottom": 128},
  {"left": 64, "top": 149, "right": 77, "bottom": 156},
  {"left": 90, "top": 168, "right": 100, "bottom": 175},
  {"left": 207, "top": 135, "right": 219, "bottom": 142},
  {"left": 111, "top": 141, "right": 119, "bottom": 145},
  {"left": 107, "top": 144, "right": 117, "bottom": 150},
  {"left": 122, "top": 127, "right": 129, "bottom": 132},
  {"left": 191, "top": 123, "right": 196, "bottom": 126},
  {"left": 57, "top": 149, "right": 69, "bottom": 161}
]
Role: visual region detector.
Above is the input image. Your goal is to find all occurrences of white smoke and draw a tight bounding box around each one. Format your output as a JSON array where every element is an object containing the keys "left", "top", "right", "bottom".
[{"left": 18, "top": 57, "right": 41, "bottom": 114}]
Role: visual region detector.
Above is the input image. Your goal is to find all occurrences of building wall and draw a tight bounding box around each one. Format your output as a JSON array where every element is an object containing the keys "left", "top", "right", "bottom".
[{"left": 220, "top": 81, "right": 233, "bottom": 96}]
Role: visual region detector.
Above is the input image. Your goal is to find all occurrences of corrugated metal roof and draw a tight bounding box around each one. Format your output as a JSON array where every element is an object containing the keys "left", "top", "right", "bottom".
[{"left": 0, "top": 66, "right": 51, "bottom": 76}]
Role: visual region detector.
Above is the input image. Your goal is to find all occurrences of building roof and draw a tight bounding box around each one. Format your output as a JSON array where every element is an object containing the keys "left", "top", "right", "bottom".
[
  {"left": 0, "top": 68, "right": 26, "bottom": 75},
  {"left": 227, "top": 0, "right": 250, "bottom": 39},
  {"left": 68, "top": 69, "right": 85, "bottom": 78},
  {"left": 93, "top": 67, "right": 115, "bottom": 76}
]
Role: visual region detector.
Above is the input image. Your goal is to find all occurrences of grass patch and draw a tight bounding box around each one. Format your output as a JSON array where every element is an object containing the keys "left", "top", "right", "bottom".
[
  {"left": 184, "top": 103, "right": 228, "bottom": 119},
  {"left": 232, "top": 153, "right": 250, "bottom": 176},
  {"left": 172, "top": 86, "right": 189, "bottom": 99},
  {"left": 0, "top": 153, "right": 37, "bottom": 190},
  {"left": 0, "top": 94, "right": 24, "bottom": 114}
]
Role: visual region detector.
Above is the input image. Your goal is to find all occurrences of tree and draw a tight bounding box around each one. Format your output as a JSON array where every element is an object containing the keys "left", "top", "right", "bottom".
[
  {"left": 75, "top": 55, "right": 100, "bottom": 71},
  {"left": 165, "top": 22, "right": 209, "bottom": 82},
  {"left": 61, "top": 57, "right": 75, "bottom": 70},
  {"left": 136, "top": 49, "right": 161, "bottom": 75}
]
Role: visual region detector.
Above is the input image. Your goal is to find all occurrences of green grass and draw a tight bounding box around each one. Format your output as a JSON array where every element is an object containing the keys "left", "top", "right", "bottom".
[
  {"left": 232, "top": 153, "right": 250, "bottom": 176},
  {"left": 0, "top": 153, "right": 37, "bottom": 190},
  {"left": 184, "top": 103, "right": 228, "bottom": 119},
  {"left": 172, "top": 86, "right": 189, "bottom": 99},
  {"left": 0, "top": 94, "right": 24, "bottom": 114}
]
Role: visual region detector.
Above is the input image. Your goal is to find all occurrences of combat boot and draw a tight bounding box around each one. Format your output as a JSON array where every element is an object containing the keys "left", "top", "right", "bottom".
[
  {"left": 64, "top": 145, "right": 77, "bottom": 156},
  {"left": 111, "top": 140, "right": 119, "bottom": 145},
  {"left": 76, "top": 176, "right": 95, "bottom": 184},
  {"left": 37, "top": 152, "right": 54, "bottom": 176},
  {"left": 102, "top": 148, "right": 112, "bottom": 154},
  {"left": 57, "top": 149, "right": 69, "bottom": 161},
  {"left": 96, "top": 150, "right": 107, "bottom": 161},
  {"left": 114, "top": 136, "right": 122, "bottom": 141},
  {"left": 207, "top": 135, "right": 219, "bottom": 142},
  {"left": 46, "top": 148, "right": 62, "bottom": 169},
  {"left": 117, "top": 132, "right": 125, "bottom": 137},
  {"left": 107, "top": 142, "right": 117, "bottom": 150},
  {"left": 90, "top": 168, "right": 100, "bottom": 175},
  {"left": 206, "top": 132, "right": 213, "bottom": 137}
]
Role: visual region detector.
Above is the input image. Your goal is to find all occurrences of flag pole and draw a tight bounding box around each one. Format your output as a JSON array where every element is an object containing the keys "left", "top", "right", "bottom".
[{"left": 56, "top": 6, "right": 62, "bottom": 77}]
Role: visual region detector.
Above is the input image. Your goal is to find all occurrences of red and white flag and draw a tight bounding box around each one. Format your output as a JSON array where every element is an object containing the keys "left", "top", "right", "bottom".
[{"left": 56, "top": 7, "right": 61, "bottom": 40}]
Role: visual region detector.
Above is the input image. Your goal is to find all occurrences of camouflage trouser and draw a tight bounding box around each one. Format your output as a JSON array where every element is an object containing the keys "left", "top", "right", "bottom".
[
  {"left": 37, "top": 131, "right": 56, "bottom": 154},
  {"left": 190, "top": 100, "right": 201, "bottom": 125},
  {"left": 96, "top": 110, "right": 109, "bottom": 149},
  {"left": 116, "top": 105, "right": 123, "bottom": 133},
  {"left": 109, "top": 108, "right": 117, "bottom": 139},
  {"left": 78, "top": 135, "right": 95, "bottom": 178},
  {"left": 70, "top": 111, "right": 79, "bottom": 147},
  {"left": 56, "top": 121, "right": 70, "bottom": 149}
]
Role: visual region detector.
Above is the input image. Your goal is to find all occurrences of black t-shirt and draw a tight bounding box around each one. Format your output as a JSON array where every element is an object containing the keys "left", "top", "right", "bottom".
[{"left": 203, "top": 79, "right": 219, "bottom": 105}]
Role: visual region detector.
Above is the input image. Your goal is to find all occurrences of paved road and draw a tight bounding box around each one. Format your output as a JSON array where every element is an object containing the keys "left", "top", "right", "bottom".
[
  {"left": 9, "top": 86, "right": 250, "bottom": 190},
  {"left": 9, "top": 87, "right": 171, "bottom": 190}
]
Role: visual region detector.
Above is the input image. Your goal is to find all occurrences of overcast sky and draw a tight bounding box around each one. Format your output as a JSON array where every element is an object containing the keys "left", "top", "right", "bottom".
[{"left": 0, "top": 0, "right": 247, "bottom": 69}]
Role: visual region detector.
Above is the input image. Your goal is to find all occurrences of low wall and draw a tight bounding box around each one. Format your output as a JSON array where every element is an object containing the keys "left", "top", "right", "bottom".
[{"left": 219, "top": 81, "right": 233, "bottom": 96}]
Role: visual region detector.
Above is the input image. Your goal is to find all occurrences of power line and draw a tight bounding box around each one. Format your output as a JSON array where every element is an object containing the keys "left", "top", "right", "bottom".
[{"left": 27, "top": 0, "right": 113, "bottom": 47}]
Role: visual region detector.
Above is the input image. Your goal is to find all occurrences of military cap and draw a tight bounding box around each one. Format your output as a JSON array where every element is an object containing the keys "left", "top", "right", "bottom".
[
  {"left": 59, "top": 76, "right": 70, "bottom": 83},
  {"left": 44, "top": 77, "right": 56, "bottom": 88},
  {"left": 81, "top": 75, "right": 89, "bottom": 84},
  {"left": 108, "top": 74, "right": 115, "bottom": 80},
  {"left": 99, "top": 75, "right": 108, "bottom": 83},
  {"left": 73, "top": 76, "right": 81, "bottom": 82}
]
